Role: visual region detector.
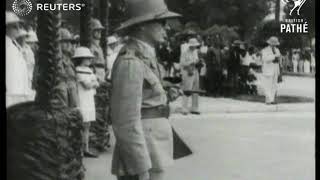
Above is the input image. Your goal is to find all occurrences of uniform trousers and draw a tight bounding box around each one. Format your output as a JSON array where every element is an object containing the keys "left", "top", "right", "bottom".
[{"left": 263, "top": 74, "right": 278, "bottom": 103}]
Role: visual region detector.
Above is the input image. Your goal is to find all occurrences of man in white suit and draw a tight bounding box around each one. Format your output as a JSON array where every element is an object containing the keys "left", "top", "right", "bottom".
[
  {"left": 6, "top": 11, "right": 30, "bottom": 107},
  {"left": 261, "top": 36, "right": 281, "bottom": 104}
]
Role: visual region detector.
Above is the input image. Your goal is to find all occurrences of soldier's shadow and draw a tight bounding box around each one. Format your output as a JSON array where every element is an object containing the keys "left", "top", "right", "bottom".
[{"left": 233, "top": 95, "right": 314, "bottom": 104}]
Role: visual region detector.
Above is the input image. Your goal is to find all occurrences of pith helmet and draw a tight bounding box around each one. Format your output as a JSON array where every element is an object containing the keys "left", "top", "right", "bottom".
[
  {"left": 116, "top": 0, "right": 181, "bottom": 31},
  {"left": 266, "top": 36, "right": 280, "bottom": 46},
  {"left": 58, "top": 28, "right": 74, "bottom": 41},
  {"left": 90, "top": 18, "right": 105, "bottom": 30},
  {"left": 6, "top": 11, "right": 22, "bottom": 25},
  {"left": 72, "top": 47, "right": 95, "bottom": 59}
]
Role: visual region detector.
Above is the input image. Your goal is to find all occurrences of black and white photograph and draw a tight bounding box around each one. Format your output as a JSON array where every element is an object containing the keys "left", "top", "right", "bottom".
[{"left": 6, "top": 0, "right": 316, "bottom": 179}]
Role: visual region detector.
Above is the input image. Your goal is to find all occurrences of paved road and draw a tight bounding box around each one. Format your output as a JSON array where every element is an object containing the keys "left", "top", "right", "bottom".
[
  {"left": 84, "top": 112, "right": 315, "bottom": 180},
  {"left": 84, "top": 75, "right": 315, "bottom": 179}
]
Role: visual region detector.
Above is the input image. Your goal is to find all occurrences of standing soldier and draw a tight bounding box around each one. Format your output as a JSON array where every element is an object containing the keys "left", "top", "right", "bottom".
[
  {"left": 261, "top": 36, "right": 281, "bottom": 105},
  {"left": 110, "top": 0, "right": 184, "bottom": 179},
  {"left": 88, "top": 18, "right": 112, "bottom": 152},
  {"left": 89, "top": 18, "right": 106, "bottom": 83},
  {"left": 55, "top": 28, "right": 79, "bottom": 108},
  {"left": 6, "top": 11, "right": 30, "bottom": 107}
]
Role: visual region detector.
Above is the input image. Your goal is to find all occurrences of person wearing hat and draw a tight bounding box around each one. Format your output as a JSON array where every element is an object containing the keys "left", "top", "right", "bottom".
[
  {"left": 73, "top": 47, "right": 99, "bottom": 158},
  {"left": 110, "top": 0, "right": 183, "bottom": 179},
  {"left": 106, "top": 35, "right": 121, "bottom": 80},
  {"left": 180, "top": 38, "right": 201, "bottom": 115},
  {"left": 57, "top": 28, "right": 80, "bottom": 108},
  {"left": 6, "top": 11, "right": 31, "bottom": 107},
  {"left": 16, "top": 29, "right": 37, "bottom": 101},
  {"left": 260, "top": 36, "right": 281, "bottom": 104},
  {"left": 227, "top": 39, "right": 243, "bottom": 96},
  {"left": 89, "top": 18, "right": 106, "bottom": 83}
]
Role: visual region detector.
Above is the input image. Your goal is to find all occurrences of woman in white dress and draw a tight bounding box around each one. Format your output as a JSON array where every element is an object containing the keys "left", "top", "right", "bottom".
[{"left": 73, "top": 47, "right": 99, "bottom": 158}]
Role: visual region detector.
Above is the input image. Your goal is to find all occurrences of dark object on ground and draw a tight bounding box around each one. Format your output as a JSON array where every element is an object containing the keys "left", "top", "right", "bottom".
[
  {"left": 184, "top": 90, "right": 206, "bottom": 97},
  {"left": 190, "top": 111, "right": 201, "bottom": 115},
  {"left": 172, "top": 127, "right": 193, "bottom": 159},
  {"left": 7, "top": 102, "right": 85, "bottom": 180},
  {"left": 234, "top": 95, "right": 314, "bottom": 104}
]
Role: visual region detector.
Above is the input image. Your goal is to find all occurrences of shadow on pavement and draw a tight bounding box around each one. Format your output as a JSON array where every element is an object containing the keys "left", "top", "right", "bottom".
[{"left": 233, "top": 95, "right": 314, "bottom": 104}]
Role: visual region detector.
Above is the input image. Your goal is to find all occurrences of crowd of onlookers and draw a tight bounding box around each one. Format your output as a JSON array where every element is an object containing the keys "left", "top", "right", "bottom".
[
  {"left": 282, "top": 48, "right": 316, "bottom": 74},
  {"left": 156, "top": 34, "right": 316, "bottom": 98}
]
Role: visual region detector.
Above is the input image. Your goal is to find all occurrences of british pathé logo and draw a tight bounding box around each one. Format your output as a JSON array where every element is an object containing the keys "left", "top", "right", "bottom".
[
  {"left": 281, "top": 0, "right": 307, "bottom": 16},
  {"left": 280, "top": 0, "right": 309, "bottom": 33},
  {"left": 12, "top": 0, "right": 33, "bottom": 16},
  {"left": 12, "top": 0, "right": 85, "bottom": 16}
]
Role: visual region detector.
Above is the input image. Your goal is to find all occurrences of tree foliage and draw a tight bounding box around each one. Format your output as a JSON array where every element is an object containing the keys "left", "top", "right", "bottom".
[{"left": 165, "top": 0, "right": 273, "bottom": 39}]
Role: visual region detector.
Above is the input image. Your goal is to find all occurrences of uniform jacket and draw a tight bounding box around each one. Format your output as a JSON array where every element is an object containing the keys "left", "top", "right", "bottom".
[
  {"left": 90, "top": 40, "right": 107, "bottom": 82},
  {"left": 90, "top": 40, "right": 106, "bottom": 66},
  {"left": 261, "top": 46, "right": 281, "bottom": 76},
  {"left": 57, "top": 54, "right": 80, "bottom": 108},
  {"left": 110, "top": 38, "right": 173, "bottom": 176}
]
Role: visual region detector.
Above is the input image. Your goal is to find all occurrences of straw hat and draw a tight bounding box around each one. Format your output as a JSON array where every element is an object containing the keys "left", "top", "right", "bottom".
[
  {"left": 188, "top": 38, "right": 200, "bottom": 47},
  {"left": 26, "top": 30, "right": 38, "bottom": 42},
  {"left": 266, "top": 36, "right": 280, "bottom": 46},
  {"left": 115, "top": 0, "right": 181, "bottom": 31},
  {"left": 6, "top": 11, "right": 22, "bottom": 25},
  {"left": 72, "top": 47, "right": 95, "bottom": 59},
  {"left": 90, "top": 18, "right": 105, "bottom": 30}
]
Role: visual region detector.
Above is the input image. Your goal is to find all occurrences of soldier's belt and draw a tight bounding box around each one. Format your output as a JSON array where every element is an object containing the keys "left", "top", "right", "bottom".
[{"left": 141, "top": 105, "right": 170, "bottom": 119}]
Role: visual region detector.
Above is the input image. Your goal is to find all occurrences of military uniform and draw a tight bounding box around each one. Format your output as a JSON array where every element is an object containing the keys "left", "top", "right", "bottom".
[
  {"left": 111, "top": 38, "right": 173, "bottom": 176},
  {"left": 48, "top": 53, "right": 80, "bottom": 108},
  {"left": 90, "top": 40, "right": 106, "bottom": 82}
]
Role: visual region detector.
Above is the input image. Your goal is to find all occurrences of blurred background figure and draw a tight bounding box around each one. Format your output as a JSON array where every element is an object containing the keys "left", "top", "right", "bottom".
[
  {"left": 303, "top": 47, "right": 312, "bottom": 74},
  {"left": 198, "top": 39, "right": 208, "bottom": 91},
  {"left": 227, "top": 40, "right": 242, "bottom": 96},
  {"left": 89, "top": 18, "right": 106, "bottom": 83},
  {"left": 261, "top": 36, "right": 281, "bottom": 105},
  {"left": 106, "top": 35, "right": 121, "bottom": 80},
  {"left": 16, "top": 29, "right": 36, "bottom": 101},
  {"left": 6, "top": 11, "right": 30, "bottom": 107},
  {"left": 310, "top": 49, "right": 316, "bottom": 74},
  {"left": 292, "top": 49, "right": 300, "bottom": 73},
  {"left": 180, "top": 38, "right": 201, "bottom": 115},
  {"left": 26, "top": 29, "right": 40, "bottom": 91},
  {"left": 298, "top": 49, "right": 304, "bottom": 73}
]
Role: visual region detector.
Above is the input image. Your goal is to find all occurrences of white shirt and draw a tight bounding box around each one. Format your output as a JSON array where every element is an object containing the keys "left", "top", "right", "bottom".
[{"left": 6, "top": 36, "right": 30, "bottom": 96}]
